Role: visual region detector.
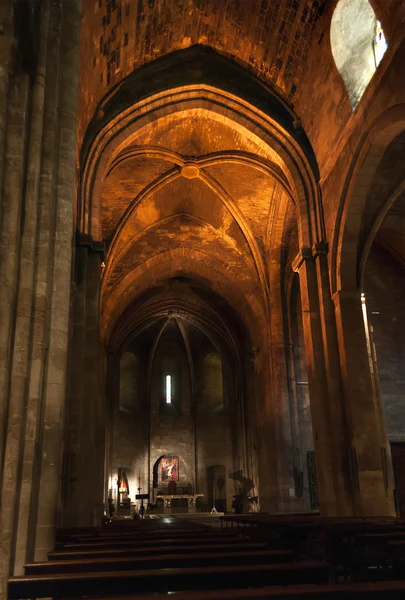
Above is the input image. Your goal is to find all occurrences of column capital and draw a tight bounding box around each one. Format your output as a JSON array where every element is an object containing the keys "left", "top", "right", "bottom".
[
  {"left": 76, "top": 232, "right": 104, "bottom": 259},
  {"left": 292, "top": 247, "right": 312, "bottom": 272}
]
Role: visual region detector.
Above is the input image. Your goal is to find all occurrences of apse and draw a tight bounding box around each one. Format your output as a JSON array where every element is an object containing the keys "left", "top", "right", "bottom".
[{"left": 107, "top": 283, "right": 249, "bottom": 514}]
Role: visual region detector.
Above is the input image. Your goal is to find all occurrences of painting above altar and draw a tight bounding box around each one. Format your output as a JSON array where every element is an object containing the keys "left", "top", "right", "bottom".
[{"left": 161, "top": 455, "right": 179, "bottom": 482}]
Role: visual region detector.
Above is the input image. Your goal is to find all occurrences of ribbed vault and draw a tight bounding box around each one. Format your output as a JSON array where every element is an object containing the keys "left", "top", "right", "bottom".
[{"left": 86, "top": 85, "right": 311, "bottom": 346}]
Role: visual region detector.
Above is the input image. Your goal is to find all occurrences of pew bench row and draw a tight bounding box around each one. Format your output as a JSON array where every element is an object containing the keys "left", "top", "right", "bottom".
[{"left": 9, "top": 560, "right": 331, "bottom": 598}]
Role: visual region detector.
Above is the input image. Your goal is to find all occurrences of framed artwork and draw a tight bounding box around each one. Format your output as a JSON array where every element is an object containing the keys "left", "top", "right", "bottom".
[{"left": 161, "top": 455, "right": 179, "bottom": 482}]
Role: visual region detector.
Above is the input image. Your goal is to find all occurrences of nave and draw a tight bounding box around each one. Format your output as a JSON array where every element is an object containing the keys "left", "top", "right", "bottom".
[
  {"left": 2, "top": 1, "right": 405, "bottom": 599},
  {"left": 8, "top": 515, "right": 405, "bottom": 599}
]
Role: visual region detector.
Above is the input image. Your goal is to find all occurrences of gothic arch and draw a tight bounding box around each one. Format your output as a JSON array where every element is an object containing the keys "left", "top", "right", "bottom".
[
  {"left": 79, "top": 48, "right": 322, "bottom": 252},
  {"left": 332, "top": 104, "right": 405, "bottom": 293}
]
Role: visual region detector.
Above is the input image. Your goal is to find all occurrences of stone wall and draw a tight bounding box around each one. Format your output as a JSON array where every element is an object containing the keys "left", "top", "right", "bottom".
[
  {"left": 111, "top": 348, "right": 148, "bottom": 503},
  {"left": 77, "top": 0, "right": 329, "bottom": 146},
  {"left": 365, "top": 244, "right": 405, "bottom": 442}
]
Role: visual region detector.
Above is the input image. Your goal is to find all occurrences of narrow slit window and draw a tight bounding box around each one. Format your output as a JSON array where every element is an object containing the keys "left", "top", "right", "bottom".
[{"left": 165, "top": 375, "right": 172, "bottom": 404}]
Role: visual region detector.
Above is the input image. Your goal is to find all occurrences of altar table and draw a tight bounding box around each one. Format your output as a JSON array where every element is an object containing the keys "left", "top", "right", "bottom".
[{"left": 156, "top": 494, "right": 204, "bottom": 513}]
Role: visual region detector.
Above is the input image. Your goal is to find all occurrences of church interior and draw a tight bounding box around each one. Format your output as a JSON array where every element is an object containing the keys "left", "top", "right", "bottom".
[{"left": 1, "top": 0, "right": 405, "bottom": 598}]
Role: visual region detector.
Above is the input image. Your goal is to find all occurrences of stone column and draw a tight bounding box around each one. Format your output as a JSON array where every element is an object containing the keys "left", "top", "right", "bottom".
[
  {"left": 0, "top": 0, "right": 82, "bottom": 589},
  {"left": 0, "top": 71, "right": 29, "bottom": 479},
  {"left": 254, "top": 344, "right": 279, "bottom": 513},
  {"left": 314, "top": 244, "right": 353, "bottom": 515},
  {"left": 269, "top": 338, "right": 305, "bottom": 513},
  {"left": 33, "top": 0, "right": 82, "bottom": 561},
  {"left": 332, "top": 290, "right": 395, "bottom": 516},
  {"left": 63, "top": 235, "right": 104, "bottom": 528},
  {"left": 0, "top": 32, "right": 13, "bottom": 205},
  {"left": 80, "top": 244, "right": 105, "bottom": 527},
  {"left": 292, "top": 248, "right": 341, "bottom": 515},
  {"left": 1, "top": 0, "right": 51, "bottom": 584},
  {"left": 286, "top": 276, "right": 315, "bottom": 510},
  {"left": 13, "top": 0, "right": 63, "bottom": 570},
  {"left": 62, "top": 242, "right": 88, "bottom": 527}
]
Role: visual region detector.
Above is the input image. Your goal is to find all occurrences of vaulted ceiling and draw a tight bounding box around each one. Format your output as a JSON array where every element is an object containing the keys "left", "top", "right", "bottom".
[
  {"left": 78, "top": 1, "right": 329, "bottom": 345},
  {"left": 97, "top": 99, "right": 295, "bottom": 344}
]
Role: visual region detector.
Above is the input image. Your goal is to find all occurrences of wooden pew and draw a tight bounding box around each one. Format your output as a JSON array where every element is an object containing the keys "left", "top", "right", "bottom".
[
  {"left": 57, "top": 534, "right": 249, "bottom": 551},
  {"left": 59, "top": 527, "right": 236, "bottom": 544},
  {"left": 24, "top": 548, "right": 295, "bottom": 575},
  {"left": 48, "top": 541, "right": 270, "bottom": 561},
  {"left": 75, "top": 580, "right": 405, "bottom": 599},
  {"left": 219, "top": 515, "right": 405, "bottom": 581},
  {"left": 18, "top": 577, "right": 405, "bottom": 599},
  {"left": 8, "top": 560, "right": 331, "bottom": 599},
  {"left": 387, "top": 539, "right": 405, "bottom": 558}
]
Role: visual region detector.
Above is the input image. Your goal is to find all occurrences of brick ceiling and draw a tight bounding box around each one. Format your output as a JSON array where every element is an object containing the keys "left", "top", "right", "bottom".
[{"left": 79, "top": 0, "right": 327, "bottom": 141}]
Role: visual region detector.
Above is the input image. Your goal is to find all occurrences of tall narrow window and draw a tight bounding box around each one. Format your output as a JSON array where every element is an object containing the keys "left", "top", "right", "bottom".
[{"left": 165, "top": 375, "right": 172, "bottom": 404}]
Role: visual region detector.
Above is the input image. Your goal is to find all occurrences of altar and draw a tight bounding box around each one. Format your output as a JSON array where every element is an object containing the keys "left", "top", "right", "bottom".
[{"left": 156, "top": 493, "right": 204, "bottom": 514}]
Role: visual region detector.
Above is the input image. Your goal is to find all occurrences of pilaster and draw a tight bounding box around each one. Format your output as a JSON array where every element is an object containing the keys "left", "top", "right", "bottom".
[
  {"left": 293, "top": 240, "right": 395, "bottom": 516},
  {"left": 332, "top": 289, "right": 395, "bottom": 516},
  {"left": 269, "top": 339, "right": 306, "bottom": 513},
  {"left": 292, "top": 247, "right": 340, "bottom": 515},
  {"left": 63, "top": 234, "right": 105, "bottom": 528},
  {"left": 313, "top": 243, "right": 353, "bottom": 515}
]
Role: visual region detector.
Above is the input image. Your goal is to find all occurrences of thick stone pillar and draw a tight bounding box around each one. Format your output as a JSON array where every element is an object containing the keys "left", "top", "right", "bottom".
[
  {"left": 1, "top": 0, "right": 51, "bottom": 585},
  {"left": 0, "top": 32, "right": 13, "bottom": 205},
  {"left": 33, "top": 0, "right": 82, "bottom": 562},
  {"left": 63, "top": 235, "right": 105, "bottom": 528},
  {"left": 286, "top": 277, "right": 315, "bottom": 510},
  {"left": 0, "top": 71, "right": 29, "bottom": 477},
  {"left": 0, "top": 2, "right": 82, "bottom": 588},
  {"left": 332, "top": 290, "right": 395, "bottom": 516},
  {"left": 314, "top": 244, "right": 353, "bottom": 515},
  {"left": 292, "top": 248, "right": 343, "bottom": 515},
  {"left": 80, "top": 244, "right": 105, "bottom": 526},
  {"left": 268, "top": 247, "right": 304, "bottom": 513},
  {"left": 13, "top": 0, "right": 63, "bottom": 570},
  {"left": 253, "top": 344, "right": 279, "bottom": 513},
  {"left": 270, "top": 337, "right": 306, "bottom": 513},
  {"left": 62, "top": 243, "right": 88, "bottom": 527}
]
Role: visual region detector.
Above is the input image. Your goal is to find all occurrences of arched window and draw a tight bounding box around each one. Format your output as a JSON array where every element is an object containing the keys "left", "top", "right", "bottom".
[{"left": 331, "top": 0, "right": 387, "bottom": 109}]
